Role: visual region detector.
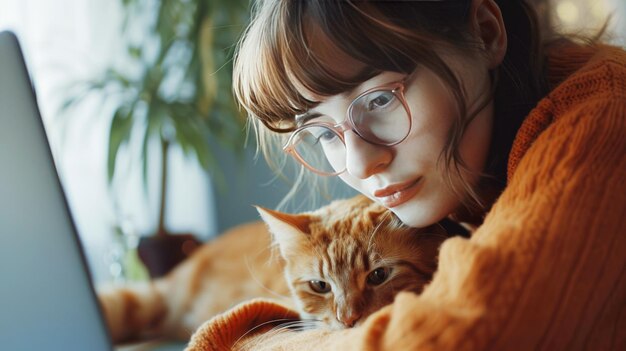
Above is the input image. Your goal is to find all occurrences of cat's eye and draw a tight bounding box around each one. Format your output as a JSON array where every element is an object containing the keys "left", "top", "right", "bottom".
[
  {"left": 308, "top": 280, "right": 331, "bottom": 294},
  {"left": 367, "top": 267, "right": 391, "bottom": 286}
]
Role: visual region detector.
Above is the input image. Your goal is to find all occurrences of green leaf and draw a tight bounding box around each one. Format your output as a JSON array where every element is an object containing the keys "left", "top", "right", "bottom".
[
  {"left": 128, "top": 45, "right": 142, "bottom": 59},
  {"left": 105, "top": 68, "right": 133, "bottom": 88},
  {"left": 168, "top": 105, "right": 223, "bottom": 181},
  {"left": 140, "top": 115, "right": 152, "bottom": 195},
  {"left": 140, "top": 99, "right": 166, "bottom": 193},
  {"left": 107, "top": 105, "right": 135, "bottom": 184},
  {"left": 59, "top": 79, "right": 112, "bottom": 113},
  {"left": 59, "top": 89, "right": 90, "bottom": 113}
]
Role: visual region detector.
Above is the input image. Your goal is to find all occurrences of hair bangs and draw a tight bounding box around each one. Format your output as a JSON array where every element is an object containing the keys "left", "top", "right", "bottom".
[
  {"left": 233, "top": 0, "right": 300, "bottom": 133},
  {"left": 233, "top": 1, "right": 374, "bottom": 134},
  {"left": 234, "top": 1, "right": 475, "bottom": 131}
]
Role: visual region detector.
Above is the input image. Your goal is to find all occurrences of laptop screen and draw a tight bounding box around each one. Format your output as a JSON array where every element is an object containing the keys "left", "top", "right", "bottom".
[{"left": 0, "top": 31, "right": 112, "bottom": 351}]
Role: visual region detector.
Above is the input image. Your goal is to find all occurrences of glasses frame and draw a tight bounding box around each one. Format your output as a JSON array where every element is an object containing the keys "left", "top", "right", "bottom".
[{"left": 283, "top": 76, "right": 413, "bottom": 176}]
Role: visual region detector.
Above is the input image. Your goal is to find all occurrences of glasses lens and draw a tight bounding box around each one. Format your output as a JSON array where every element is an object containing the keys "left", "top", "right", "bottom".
[
  {"left": 350, "top": 90, "right": 410, "bottom": 144},
  {"left": 291, "top": 125, "right": 346, "bottom": 175}
]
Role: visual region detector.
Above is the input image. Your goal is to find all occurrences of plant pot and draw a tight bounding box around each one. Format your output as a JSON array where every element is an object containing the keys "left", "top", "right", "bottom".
[{"left": 137, "top": 232, "right": 201, "bottom": 278}]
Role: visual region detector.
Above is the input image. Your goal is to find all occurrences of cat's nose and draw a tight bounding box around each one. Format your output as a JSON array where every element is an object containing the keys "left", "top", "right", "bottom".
[{"left": 337, "top": 311, "right": 361, "bottom": 328}]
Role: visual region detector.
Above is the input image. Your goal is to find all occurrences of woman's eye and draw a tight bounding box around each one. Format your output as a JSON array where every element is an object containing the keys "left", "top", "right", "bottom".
[
  {"left": 303, "top": 125, "right": 338, "bottom": 145},
  {"left": 317, "top": 130, "right": 337, "bottom": 142},
  {"left": 310, "top": 130, "right": 340, "bottom": 147},
  {"left": 309, "top": 280, "right": 331, "bottom": 293},
  {"left": 367, "top": 267, "right": 391, "bottom": 286},
  {"left": 367, "top": 92, "right": 394, "bottom": 111}
]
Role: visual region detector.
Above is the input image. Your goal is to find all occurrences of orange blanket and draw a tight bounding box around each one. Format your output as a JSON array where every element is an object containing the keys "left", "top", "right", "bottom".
[{"left": 187, "top": 44, "right": 626, "bottom": 351}]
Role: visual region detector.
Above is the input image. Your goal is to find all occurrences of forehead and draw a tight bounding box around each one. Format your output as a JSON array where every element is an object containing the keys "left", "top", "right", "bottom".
[{"left": 290, "top": 20, "right": 369, "bottom": 102}]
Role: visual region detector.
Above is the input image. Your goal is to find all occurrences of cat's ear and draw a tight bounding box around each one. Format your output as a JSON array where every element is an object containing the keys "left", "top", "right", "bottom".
[
  {"left": 255, "top": 206, "right": 311, "bottom": 258},
  {"left": 255, "top": 206, "right": 312, "bottom": 234}
]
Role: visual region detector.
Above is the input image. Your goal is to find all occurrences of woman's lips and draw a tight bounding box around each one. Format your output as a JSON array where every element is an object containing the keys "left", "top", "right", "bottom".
[{"left": 374, "top": 177, "right": 423, "bottom": 208}]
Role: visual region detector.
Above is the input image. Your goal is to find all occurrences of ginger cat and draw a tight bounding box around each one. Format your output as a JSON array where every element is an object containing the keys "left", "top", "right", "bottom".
[
  {"left": 257, "top": 195, "right": 454, "bottom": 329},
  {"left": 98, "top": 195, "right": 464, "bottom": 342}
]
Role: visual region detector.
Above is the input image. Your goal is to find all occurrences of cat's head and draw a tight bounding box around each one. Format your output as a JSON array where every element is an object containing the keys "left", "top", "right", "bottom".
[{"left": 257, "top": 195, "right": 449, "bottom": 330}]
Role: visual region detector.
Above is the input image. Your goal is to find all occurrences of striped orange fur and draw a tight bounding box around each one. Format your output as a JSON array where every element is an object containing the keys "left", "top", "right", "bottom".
[{"left": 257, "top": 195, "right": 454, "bottom": 329}]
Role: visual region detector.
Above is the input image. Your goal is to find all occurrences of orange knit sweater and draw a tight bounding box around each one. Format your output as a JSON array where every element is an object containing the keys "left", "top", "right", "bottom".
[{"left": 186, "top": 44, "right": 626, "bottom": 351}]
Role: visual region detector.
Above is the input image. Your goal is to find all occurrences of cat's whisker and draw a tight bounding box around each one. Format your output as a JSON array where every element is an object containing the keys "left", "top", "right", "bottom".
[
  {"left": 291, "top": 319, "right": 323, "bottom": 327},
  {"left": 232, "top": 318, "right": 298, "bottom": 348},
  {"left": 268, "top": 319, "right": 324, "bottom": 333},
  {"left": 270, "top": 321, "right": 304, "bottom": 331},
  {"left": 233, "top": 319, "right": 323, "bottom": 350},
  {"left": 367, "top": 212, "right": 390, "bottom": 253},
  {"left": 244, "top": 254, "right": 292, "bottom": 301}
]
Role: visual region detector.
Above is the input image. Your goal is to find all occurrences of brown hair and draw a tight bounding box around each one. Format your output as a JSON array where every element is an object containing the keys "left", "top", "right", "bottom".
[{"left": 234, "top": 0, "right": 547, "bottom": 214}]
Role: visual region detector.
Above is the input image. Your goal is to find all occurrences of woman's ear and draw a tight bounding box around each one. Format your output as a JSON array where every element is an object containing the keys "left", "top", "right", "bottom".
[{"left": 470, "top": 0, "right": 507, "bottom": 68}]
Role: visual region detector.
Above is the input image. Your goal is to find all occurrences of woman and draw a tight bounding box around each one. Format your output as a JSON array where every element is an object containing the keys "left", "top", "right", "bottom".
[{"left": 188, "top": 0, "right": 626, "bottom": 349}]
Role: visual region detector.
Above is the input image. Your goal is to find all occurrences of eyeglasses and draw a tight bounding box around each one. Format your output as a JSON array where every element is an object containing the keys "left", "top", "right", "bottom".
[{"left": 283, "top": 77, "right": 413, "bottom": 176}]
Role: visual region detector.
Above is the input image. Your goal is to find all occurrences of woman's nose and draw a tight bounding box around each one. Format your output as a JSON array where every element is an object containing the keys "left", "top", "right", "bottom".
[{"left": 344, "top": 131, "right": 392, "bottom": 179}]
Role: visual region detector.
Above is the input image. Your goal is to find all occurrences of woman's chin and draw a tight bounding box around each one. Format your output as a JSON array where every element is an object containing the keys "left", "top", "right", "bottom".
[{"left": 391, "top": 200, "right": 452, "bottom": 228}]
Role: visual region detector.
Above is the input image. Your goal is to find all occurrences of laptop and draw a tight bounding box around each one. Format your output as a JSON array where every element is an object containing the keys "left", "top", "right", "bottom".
[{"left": 0, "top": 31, "right": 113, "bottom": 351}]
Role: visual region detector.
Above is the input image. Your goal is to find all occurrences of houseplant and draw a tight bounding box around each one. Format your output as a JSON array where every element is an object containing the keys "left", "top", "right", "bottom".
[{"left": 64, "top": 0, "right": 250, "bottom": 277}]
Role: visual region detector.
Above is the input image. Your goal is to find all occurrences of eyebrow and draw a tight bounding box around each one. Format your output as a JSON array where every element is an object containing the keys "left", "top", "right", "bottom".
[
  {"left": 295, "top": 111, "right": 323, "bottom": 125},
  {"left": 294, "top": 85, "right": 359, "bottom": 126},
  {"left": 294, "top": 69, "right": 405, "bottom": 125}
]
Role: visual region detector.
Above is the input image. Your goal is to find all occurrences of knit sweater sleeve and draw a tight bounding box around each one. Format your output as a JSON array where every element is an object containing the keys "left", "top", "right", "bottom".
[{"left": 186, "top": 52, "right": 626, "bottom": 351}]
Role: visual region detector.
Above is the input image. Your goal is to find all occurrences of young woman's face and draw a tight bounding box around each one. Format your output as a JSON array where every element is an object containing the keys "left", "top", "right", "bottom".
[{"left": 294, "top": 46, "right": 494, "bottom": 227}]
